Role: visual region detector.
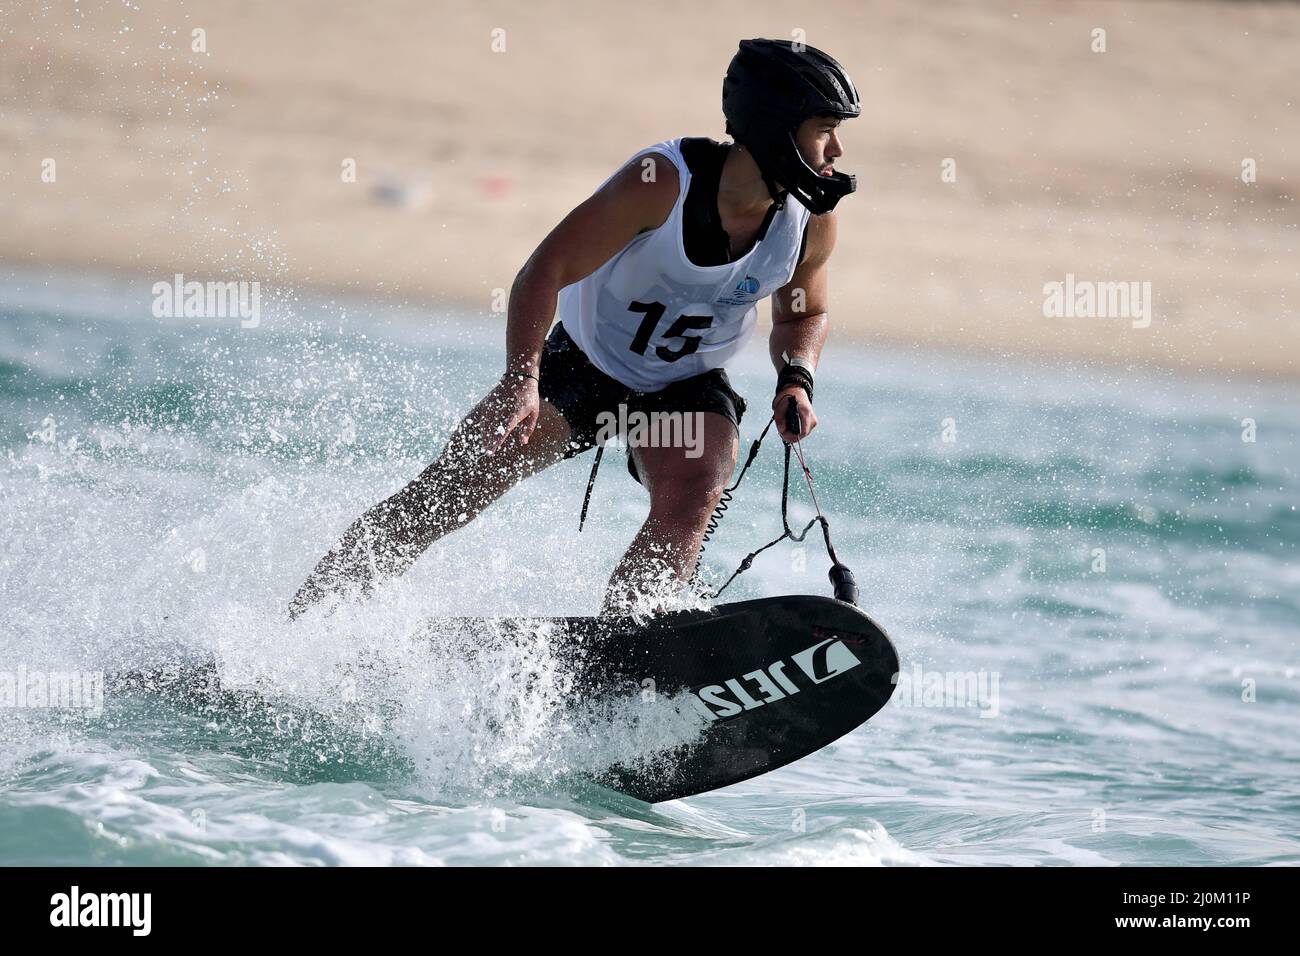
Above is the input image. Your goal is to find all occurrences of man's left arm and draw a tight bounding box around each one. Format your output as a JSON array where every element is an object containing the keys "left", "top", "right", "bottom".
[{"left": 769, "top": 209, "right": 836, "bottom": 442}]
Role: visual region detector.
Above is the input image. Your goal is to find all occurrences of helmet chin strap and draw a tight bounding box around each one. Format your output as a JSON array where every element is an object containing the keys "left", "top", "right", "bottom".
[
  {"left": 778, "top": 130, "right": 855, "bottom": 215},
  {"left": 733, "top": 138, "right": 856, "bottom": 214},
  {"left": 733, "top": 143, "right": 787, "bottom": 210},
  {"left": 761, "top": 174, "right": 786, "bottom": 209}
]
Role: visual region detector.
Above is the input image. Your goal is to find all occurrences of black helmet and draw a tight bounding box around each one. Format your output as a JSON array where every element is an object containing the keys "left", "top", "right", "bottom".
[{"left": 722, "top": 38, "right": 860, "bottom": 214}]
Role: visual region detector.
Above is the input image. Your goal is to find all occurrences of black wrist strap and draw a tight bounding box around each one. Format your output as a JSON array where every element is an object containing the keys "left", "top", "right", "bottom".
[{"left": 776, "top": 364, "right": 814, "bottom": 403}]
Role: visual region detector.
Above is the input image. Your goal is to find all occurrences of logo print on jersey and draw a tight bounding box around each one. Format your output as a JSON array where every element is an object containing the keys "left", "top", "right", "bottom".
[
  {"left": 792, "top": 638, "right": 862, "bottom": 684},
  {"left": 716, "top": 275, "right": 761, "bottom": 306}
]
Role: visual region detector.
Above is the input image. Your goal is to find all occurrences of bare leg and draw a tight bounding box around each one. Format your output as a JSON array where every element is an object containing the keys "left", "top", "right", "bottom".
[
  {"left": 602, "top": 412, "right": 739, "bottom": 615},
  {"left": 289, "top": 396, "right": 574, "bottom": 618}
]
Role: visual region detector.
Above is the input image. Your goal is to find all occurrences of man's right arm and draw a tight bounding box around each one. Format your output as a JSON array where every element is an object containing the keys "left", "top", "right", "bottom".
[{"left": 502, "top": 153, "right": 680, "bottom": 381}]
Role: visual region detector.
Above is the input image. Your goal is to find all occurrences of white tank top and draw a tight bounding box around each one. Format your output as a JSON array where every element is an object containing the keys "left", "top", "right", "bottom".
[{"left": 557, "top": 137, "right": 811, "bottom": 391}]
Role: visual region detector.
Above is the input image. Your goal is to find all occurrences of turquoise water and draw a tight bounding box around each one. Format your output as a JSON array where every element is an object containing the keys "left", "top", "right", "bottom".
[{"left": 1, "top": 268, "right": 1297, "bottom": 866}]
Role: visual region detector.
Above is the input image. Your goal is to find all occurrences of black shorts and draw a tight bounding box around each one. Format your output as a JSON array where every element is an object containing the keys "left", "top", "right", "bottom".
[{"left": 537, "top": 322, "right": 747, "bottom": 485}]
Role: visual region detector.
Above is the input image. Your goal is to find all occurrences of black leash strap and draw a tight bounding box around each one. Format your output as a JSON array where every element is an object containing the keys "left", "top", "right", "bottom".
[
  {"left": 693, "top": 400, "right": 858, "bottom": 605},
  {"left": 577, "top": 396, "right": 859, "bottom": 605},
  {"left": 578, "top": 443, "right": 604, "bottom": 532}
]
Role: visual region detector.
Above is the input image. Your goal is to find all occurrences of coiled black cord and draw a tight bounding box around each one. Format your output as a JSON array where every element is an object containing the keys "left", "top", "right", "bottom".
[
  {"left": 691, "top": 415, "right": 777, "bottom": 584},
  {"left": 691, "top": 403, "right": 858, "bottom": 605}
]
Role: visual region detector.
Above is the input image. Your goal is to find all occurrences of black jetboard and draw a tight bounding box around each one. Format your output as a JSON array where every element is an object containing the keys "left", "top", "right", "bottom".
[{"left": 431, "top": 595, "right": 899, "bottom": 803}]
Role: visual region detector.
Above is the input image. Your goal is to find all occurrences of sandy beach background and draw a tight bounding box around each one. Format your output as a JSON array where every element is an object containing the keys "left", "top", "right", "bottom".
[{"left": 1, "top": 0, "right": 1296, "bottom": 377}]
